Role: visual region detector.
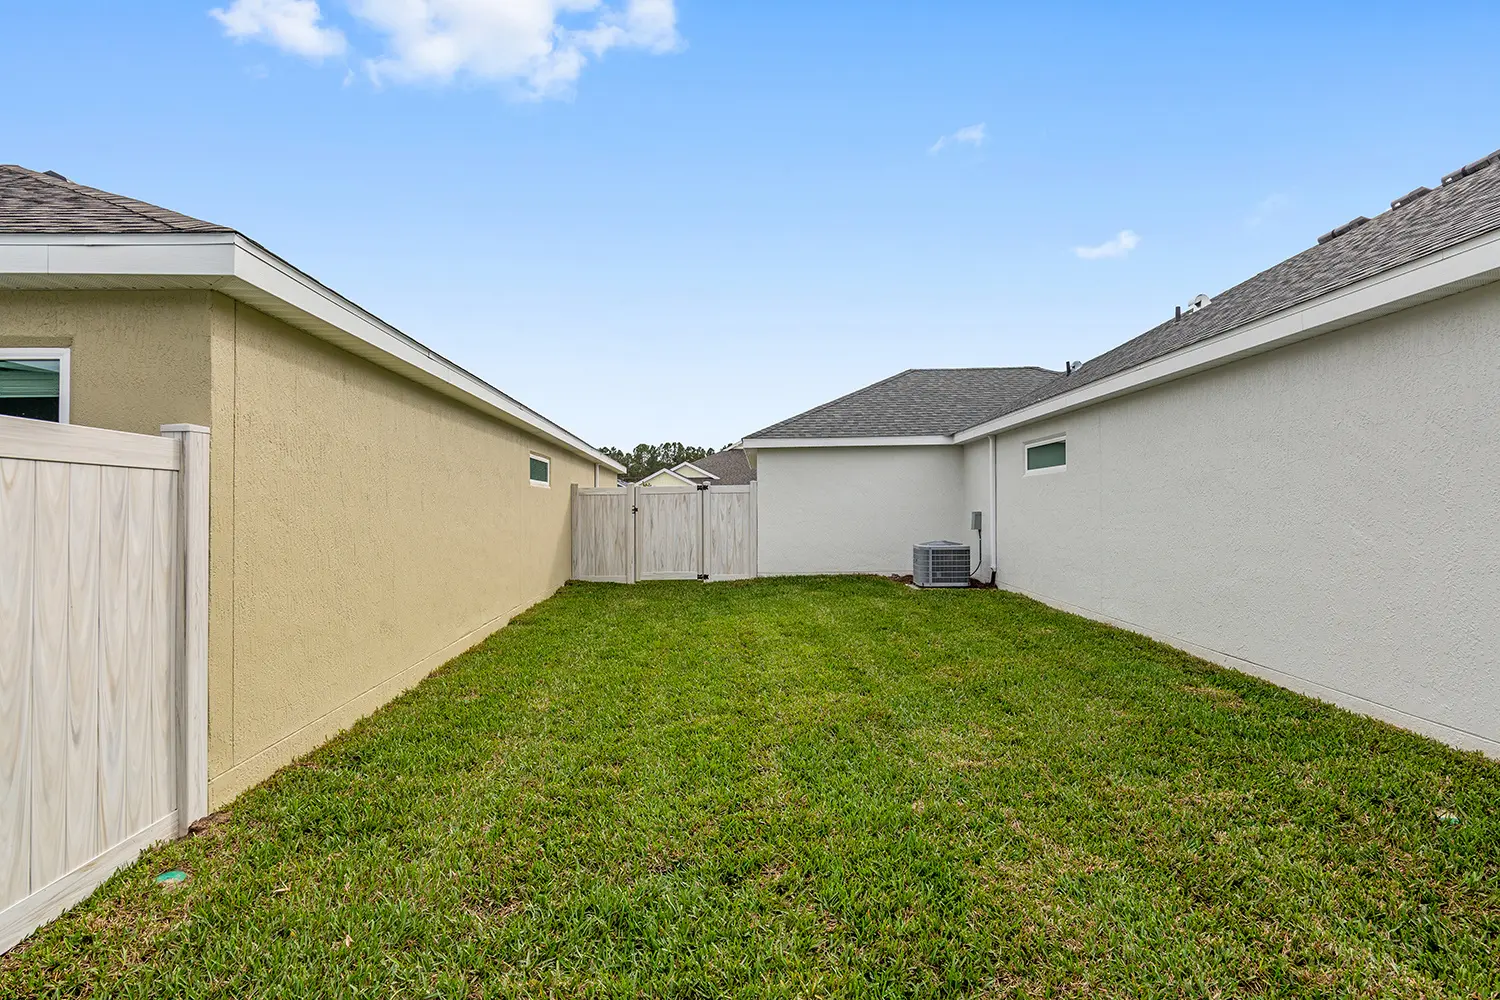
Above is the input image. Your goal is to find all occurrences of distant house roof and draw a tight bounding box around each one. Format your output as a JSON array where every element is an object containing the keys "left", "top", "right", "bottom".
[
  {"left": 678, "top": 449, "right": 755, "bottom": 485},
  {"left": 0, "top": 165, "right": 232, "bottom": 234},
  {"left": 672, "top": 461, "right": 719, "bottom": 481},
  {"left": 631, "top": 451, "right": 757, "bottom": 486},
  {"left": 748, "top": 367, "right": 1063, "bottom": 440},
  {"left": 746, "top": 147, "right": 1500, "bottom": 444},
  {"left": 636, "top": 467, "right": 696, "bottom": 486}
]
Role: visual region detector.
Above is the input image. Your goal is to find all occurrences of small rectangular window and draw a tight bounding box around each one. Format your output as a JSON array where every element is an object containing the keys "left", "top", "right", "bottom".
[
  {"left": 1025, "top": 439, "right": 1066, "bottom": 472},
  {"left": 0, "top": 349, "right": 69, "bottom": 423},
  {"left": 529, "top": 454, "right": 550, "bottom": 487}
]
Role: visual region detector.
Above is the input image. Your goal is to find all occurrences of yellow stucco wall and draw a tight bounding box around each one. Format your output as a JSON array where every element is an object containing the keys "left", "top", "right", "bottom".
[
  {"left": 3, "top": 288, "right": 612, "bottom": 808},
  {"left": 205, "top": 298, "right": 603, "bottom": 804},
  {"left": 0, "top": 290, "right": 213, "bottom": 433}
]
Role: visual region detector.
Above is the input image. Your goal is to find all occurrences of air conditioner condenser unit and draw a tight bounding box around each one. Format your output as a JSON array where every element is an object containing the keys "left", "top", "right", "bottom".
[{"left": 913, "top": 540, "right": 971, "bottom": 588}]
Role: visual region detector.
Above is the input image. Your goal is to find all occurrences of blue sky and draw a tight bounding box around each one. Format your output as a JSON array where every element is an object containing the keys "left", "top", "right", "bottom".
[{"left": 3, "top": 2, "right": 1499, "bottom": 449}]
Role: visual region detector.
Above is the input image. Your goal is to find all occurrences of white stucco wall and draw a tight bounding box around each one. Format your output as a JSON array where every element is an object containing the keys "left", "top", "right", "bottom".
[
  {"left": 755, "top": 445, "right": 969, "bottom": 575},
  {"left": 991, "top": 280, "right": 1500, "bottom": 754}
]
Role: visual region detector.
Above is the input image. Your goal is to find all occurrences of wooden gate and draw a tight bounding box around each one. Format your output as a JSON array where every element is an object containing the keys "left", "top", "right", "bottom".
[
  {"left": 0, "top": 417, "right": 209, "bottom": 954},
  {"left": 571, "top": 483, "right": 756, "bottom": 583}
]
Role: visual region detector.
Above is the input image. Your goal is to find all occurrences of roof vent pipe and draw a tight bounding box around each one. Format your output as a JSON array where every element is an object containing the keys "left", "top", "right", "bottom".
[{"left": 1175, "top": 305, "right": 1182, "bottom": 321}]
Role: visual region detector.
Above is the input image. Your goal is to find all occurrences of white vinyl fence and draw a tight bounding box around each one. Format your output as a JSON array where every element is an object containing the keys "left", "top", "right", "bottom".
[
  {"left": 0, "top": 417, "right": 208, "bottom": 954},
  {"left": 572, "top": 484, "right": 756, "bottom": 584}
]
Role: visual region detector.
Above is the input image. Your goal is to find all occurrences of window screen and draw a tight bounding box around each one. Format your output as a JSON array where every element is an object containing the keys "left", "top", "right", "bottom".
[
  {"left": 1025, "top": 440, "right": 1066, "bottom": 471},
  {"left": 0, "top": 358, "right": 61, "bottom": 422},
  {"left": 529, "top": 455, "right": 550, "bottom": 484}
]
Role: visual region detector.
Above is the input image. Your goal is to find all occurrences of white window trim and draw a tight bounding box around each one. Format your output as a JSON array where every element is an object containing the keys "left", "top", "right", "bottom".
[
  {"left": 0, "top": 347, "right": 71, "bottom": 424},
  {"left": 1023, "top": 434, "right": 1066, "bottom": 476},
  {"left": 529, "top": 452, "right": 551, "bottom": 488}
]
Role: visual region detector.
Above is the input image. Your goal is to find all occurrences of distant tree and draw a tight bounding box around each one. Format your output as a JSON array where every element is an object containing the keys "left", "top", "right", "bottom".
[{"left": 600, "top": 442, "right": 716, "bottom": 481}]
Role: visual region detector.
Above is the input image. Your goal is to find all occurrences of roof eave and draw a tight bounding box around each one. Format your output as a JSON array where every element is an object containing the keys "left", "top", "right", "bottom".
[
  {"left": 671, "top": 461, "right": 719, "bottom": 479},
  {"left": 741, "top": 434, "right": 956, "bottom": 449},
  {"left": 0, "top": 231, "right": 625, "bottom": 473},
  {"left": 953, "top": 224, "right": 1500, "bottom": 443}
]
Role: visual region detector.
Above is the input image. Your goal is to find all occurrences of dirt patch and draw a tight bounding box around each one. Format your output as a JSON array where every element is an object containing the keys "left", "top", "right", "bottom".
[{"left": 188, "top": 810, "right": 232, "bottom": 836}]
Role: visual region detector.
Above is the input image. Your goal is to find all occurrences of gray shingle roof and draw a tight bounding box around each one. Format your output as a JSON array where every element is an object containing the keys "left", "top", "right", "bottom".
[
  {"left": 0, "top": 165, "right": 231, "bottom": 234},
  {"left": 681, "top": 448, "right": 755, "bottom": 485},
  {"left": 750, "top": 367, "right": 1063, "bottom": 439},
  {"left": 981, "top": 149, "right": 1500, "bottom": 425}
]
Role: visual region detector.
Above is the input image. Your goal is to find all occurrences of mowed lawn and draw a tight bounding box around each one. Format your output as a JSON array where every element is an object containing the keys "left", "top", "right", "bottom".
[{"left": 3, "top": 578, "right": 1498, "bottom": 998}]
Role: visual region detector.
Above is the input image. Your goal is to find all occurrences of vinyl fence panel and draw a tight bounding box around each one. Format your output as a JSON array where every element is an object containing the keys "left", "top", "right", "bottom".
[
  {"left": 0, "top": 416, "right": 209, "bottom": 955},
  {"left": 704, "top": 484, "right": 756, "bottom": 581},
  {"left": 571, "top": 485, "right": 633, "bottom": 583}
]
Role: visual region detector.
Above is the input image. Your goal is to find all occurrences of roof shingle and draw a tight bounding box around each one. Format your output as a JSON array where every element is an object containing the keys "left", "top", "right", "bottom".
[
  {"left": 0, "top": 165, "right": 231, "bottom": 234},
  {"left": 681, "top": 449, "right": 755, "bottom": 484},
  {"left": 749, "top": 367, "right": 1063, "bottom": 439}
]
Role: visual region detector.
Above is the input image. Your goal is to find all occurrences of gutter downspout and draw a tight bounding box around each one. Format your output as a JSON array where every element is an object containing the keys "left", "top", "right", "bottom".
[{"left": 987, "top": 434, "right": 998, "bottom": 584}]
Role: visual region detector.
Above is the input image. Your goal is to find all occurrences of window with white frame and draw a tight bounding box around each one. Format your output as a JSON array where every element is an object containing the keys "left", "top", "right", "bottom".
[
  {"left": 0, "top": 348, "right": 70, "bottom": 423},
  {"left": 1024, "top": 436, "right": 1066, "bottom": 473},
  {"left": 529, "top": 453, "right": 551, "bottom": 487}
]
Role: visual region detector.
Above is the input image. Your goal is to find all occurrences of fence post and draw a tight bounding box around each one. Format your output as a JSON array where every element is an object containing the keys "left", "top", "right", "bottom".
[
  {"left": 699, "top": 487, "right": 709, "bottom": 582},
  {"left": 626, "top": 485, "right": 637, "bottom": 585},
  {"left": 748, "top": 480, "right": 758, "bottom": 579},
  {"left": 570, "top": 483, "right": 579, "bottom": 581},
  {"left": 161, "top": 424, "right": 209, "bottom": 835}
]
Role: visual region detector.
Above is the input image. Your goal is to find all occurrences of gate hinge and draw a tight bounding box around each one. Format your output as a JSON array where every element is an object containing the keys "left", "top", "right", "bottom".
[
  {"left": 631, "top": 505, "right": 639, "bottom": 514},
  {"left": 697, "top": 573, "right": 709, "bottom": 581},
  {"left": 696, "top": 483, "right": 709, "bottom": 491}
]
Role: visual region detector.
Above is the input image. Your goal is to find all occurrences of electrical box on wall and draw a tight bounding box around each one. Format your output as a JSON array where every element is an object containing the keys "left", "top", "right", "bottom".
[{"left": 971, "top": 511, "right": 982, "bottom": 531}]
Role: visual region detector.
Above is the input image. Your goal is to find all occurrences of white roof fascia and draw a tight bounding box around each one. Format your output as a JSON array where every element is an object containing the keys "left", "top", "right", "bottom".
[
  {"left": 740, "top": 434, "right": 954, "bottom": 449},
  {"left": 671, "top": 461, "right": 719, "bottom": 479},
  {"left": 639, "top": 467, "right": 696, "bottom": 485},
  {"left": 0, "top": 231, "right": 625, "bottom": 473},
  {"left": 954, "top": 226, "right": 1500, "bottom": 443}
]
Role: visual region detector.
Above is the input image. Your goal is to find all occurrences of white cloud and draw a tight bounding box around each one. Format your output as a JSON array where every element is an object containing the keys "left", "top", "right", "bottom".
[
  {"left": 211, "top": 0, "right": 348, "bottom": 58},
  {"left": 211, "top": 0, "right": 680, "bottom": 97},
  {"left": 1073, "top": 230, "right": 1140, "bottom": 260},
  {"left": 929, "top": 122, "right": 985, "bottom": 155},
  {"left": 1246, "top": 192, "right": 1290, "bottom": 229}
]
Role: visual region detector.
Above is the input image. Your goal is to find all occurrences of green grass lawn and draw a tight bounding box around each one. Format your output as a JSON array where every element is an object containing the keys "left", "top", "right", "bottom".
[{"left": 4, "top": 577, "right": 1498, "bottom": 998}]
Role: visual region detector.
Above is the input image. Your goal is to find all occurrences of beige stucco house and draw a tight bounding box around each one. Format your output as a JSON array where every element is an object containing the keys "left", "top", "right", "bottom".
[{"left": 0, "top": 166, "right": 622, "bottom": 806}]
